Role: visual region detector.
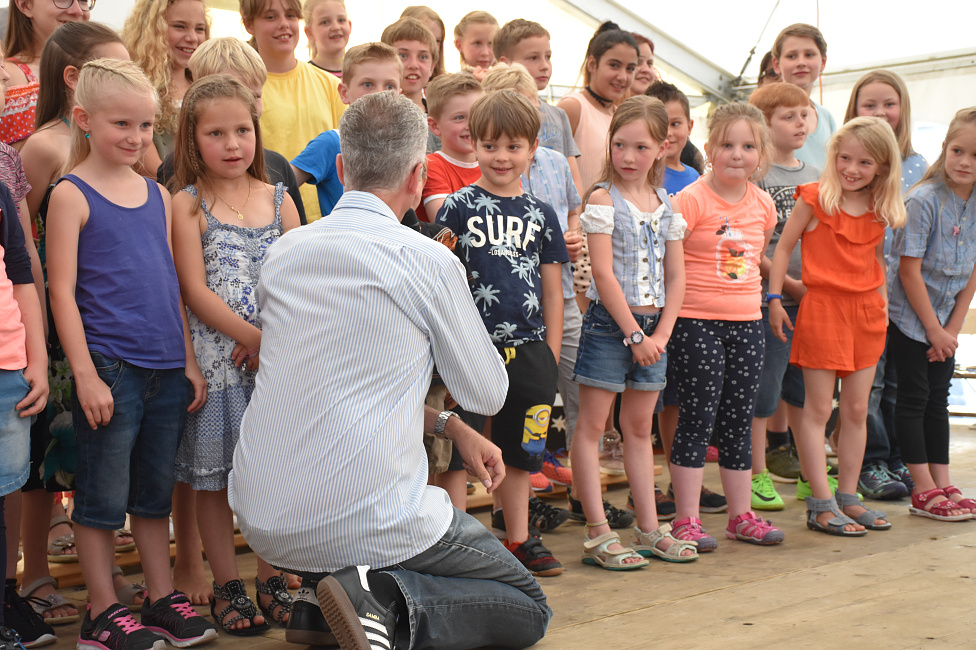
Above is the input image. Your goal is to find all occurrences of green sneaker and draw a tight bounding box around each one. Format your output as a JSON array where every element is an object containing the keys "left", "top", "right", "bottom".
[
  {"left": 796, "top": 471, "right": 863, "bottom": 500},
  {"left": 751, "top": 469, "right": 785, "bottom": 510}
]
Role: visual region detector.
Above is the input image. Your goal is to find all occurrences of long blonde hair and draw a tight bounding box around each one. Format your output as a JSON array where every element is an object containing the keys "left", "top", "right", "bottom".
[
  {"left": 843, "top": 70, "right": 915, "bottom": 160},
  {"left": 911, "top": 107, "right": 976, "bottom": 194},
  {"left": 584, "top": 95, "right": 668, "bottom": 204},
  {"left": 819, "top": 116, "right": 906, "bottom": 227},
  {"left": 64, "top": 59, "right": 158, "bottom": 174},
  {"left": 121, "top": 0, "right": 211, "bottom": 136}
]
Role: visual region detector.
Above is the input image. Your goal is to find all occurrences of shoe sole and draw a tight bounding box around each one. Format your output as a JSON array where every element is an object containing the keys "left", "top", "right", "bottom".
[
  {"left": 699, "top": 505, "right": 728, "bottom": 514},
  {"left": 285, "top": 628, "right": 339, "bottom": 646},
  {"left": 145, "top": 627, "right": 218, "bottom": 647},
  {"left": 908, "top": 506, "right": 972, "bottom": 522},
  {"left": 768, "top": 472, "right": 799, "bottom": 484},
  {"left": 22, "top": 633, "right": 57, "bottom": 649},
  {"left": 751, "top": 500, "right": 785, "bottom": 511},
  {"left": 76, "top": 639, "right": 165, "bottom": 650},
  {"left": 529, "top": 566, "right": 565, "bottom": 577},
  {"left": 316, "top": 578, "right": 373, "bottom": 650}
]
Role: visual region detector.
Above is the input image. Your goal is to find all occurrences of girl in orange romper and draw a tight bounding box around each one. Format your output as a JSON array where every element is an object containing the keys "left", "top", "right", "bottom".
[{"left": 769, "top": 117, "right": 906, "bottom": 537}]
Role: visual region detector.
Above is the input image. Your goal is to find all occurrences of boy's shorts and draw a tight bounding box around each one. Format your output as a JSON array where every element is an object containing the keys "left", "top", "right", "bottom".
[
  {"left": 754, "top": 305, "right": 805, "bottom": 417},
  {"left": 0, "top": 369, "right": 31, "bottom": 496},
  {"left": 491, "top": 340, "right": 557, "bottom": 473},
  {"left": 71, "top": 352, "right": 191, "bottom": 530},
  {"left": 573, "top": 302, "right": 667, "bottom": 393}
]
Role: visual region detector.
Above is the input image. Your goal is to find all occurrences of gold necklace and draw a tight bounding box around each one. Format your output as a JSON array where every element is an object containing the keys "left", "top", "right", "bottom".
[{"left": 212, "top": 181, "right": 251, "bottom": 220}]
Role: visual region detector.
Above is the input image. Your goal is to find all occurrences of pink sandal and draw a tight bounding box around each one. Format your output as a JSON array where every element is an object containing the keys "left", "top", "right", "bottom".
[
  {"left": 909, "top": 488, "right": 971, "bottom": 522},
  {"left": 941, "top": 485, "right": 976, "bottom": 514}
]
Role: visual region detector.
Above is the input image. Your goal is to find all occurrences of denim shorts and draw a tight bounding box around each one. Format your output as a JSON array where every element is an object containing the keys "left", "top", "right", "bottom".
[
  {"left": 0, "top": 369, "right": 31, "bottom": 496},
  {"left": 754, "top": 305, "right": 805, "bottom": 417},
  {"left": 71, "top": 352, "right": 191, "bottom": 529},
  {"left": 573, "top": 302, "right": 667, "bottom": 393}
]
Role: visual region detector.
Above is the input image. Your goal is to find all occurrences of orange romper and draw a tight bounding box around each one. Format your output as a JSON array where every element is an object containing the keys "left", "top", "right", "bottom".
[{"left": 790, "top": 183, "right": 886, "bottom": 377}]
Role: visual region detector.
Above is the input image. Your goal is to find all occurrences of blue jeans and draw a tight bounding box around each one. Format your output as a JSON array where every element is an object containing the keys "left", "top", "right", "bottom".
[
  {"left": 0, "top": 369, "right": 31, "bottom": 496},
  {"left": 754, "top": 305, "right": 805, "bottom": 417},
  {"left": 381, "top": 508, "right": 551, "bottom": 650},
  {"left": 863, "top": 339, "right": 901, "bottom": 468},
  {"left": 71, "top": 352, "right": 191, "bottom": 529}
]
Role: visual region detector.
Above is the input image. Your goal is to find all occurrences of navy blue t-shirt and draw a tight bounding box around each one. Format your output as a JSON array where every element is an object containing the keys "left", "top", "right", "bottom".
[{"left": 437, "top": 184, "right": 568, "bottom": 345}]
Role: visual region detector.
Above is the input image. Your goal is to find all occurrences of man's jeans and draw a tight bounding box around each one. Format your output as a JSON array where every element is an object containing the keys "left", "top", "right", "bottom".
[
  {"left": 863, "top": 341, "right": 900, "bottom": 469},
  {"left": 383, "top": 508, "right": 552, "bottom": 649}
]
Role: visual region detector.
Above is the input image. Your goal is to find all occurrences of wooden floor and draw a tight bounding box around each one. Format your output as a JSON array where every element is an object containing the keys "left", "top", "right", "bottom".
[{"left": 33, "top": 422, "right": 976, "bottom": 649}]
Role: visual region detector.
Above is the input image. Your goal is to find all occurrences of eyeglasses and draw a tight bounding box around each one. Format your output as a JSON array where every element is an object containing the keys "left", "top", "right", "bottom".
[{"left": 53, "top": 0, "right": 95, "bottom": 11}]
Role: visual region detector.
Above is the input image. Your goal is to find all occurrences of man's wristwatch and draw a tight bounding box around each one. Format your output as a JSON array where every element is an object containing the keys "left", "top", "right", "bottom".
[
  {"left": 434, "top": 410, "right": 460, "bottom": 439},
  {"left": 622, "top": 330, "right": 644, "bottom": 347}
]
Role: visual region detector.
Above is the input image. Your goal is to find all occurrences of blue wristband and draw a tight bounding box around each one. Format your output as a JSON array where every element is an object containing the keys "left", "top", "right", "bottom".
[{"left": 766, "top": 293, "right": 783, "bottom": 302}]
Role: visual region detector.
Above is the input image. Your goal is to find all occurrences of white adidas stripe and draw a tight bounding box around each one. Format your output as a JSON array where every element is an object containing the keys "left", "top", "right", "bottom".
[{"left": 359, "top": 618, "right": 391, "bottom": 649}]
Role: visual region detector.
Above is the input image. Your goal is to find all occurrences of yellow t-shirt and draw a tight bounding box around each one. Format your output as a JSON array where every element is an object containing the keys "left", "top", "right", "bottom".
[{"left": 261, "top": 61, "right": 345, "bottom": 220}]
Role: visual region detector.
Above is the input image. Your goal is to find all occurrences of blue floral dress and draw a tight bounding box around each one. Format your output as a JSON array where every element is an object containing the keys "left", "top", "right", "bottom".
[{"left": 174, "top": 183, "right": 284, "bottom": 490}]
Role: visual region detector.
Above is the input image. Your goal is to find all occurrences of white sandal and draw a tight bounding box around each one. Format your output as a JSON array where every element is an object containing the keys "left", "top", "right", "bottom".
[
  {"left": 632, "top": 524, "right": 698, "bottom": 562},
  {"left": 581, "top": 520, "right": 649, "bottom": 571}
]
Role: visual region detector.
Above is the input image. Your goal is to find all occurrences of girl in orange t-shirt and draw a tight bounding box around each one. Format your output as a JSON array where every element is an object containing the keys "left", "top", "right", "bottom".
[{"left": 769, "top": 117, "right": 906, "bottom": 537}]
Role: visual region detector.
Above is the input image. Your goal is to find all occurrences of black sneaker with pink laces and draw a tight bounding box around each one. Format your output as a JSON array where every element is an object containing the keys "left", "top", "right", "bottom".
[
  {"left": 141, "top": 591, "right": 218, "bottom": 647},
  {"left": 78, "top": 604, "right": 166, "bottom": 650}
]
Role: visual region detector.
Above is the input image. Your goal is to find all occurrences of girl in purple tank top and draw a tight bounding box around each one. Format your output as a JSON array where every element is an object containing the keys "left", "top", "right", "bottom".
[{"left": 46, "top": 59, "right": 218, "bottom": 650}]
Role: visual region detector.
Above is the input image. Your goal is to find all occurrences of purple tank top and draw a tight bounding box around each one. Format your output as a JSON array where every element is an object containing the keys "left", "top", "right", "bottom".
[{"left": 62, "top": 174, "right": 186, "bottom": 369}]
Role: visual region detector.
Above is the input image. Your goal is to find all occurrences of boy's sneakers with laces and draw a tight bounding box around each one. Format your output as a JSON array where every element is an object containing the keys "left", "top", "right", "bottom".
[
  {"left": 886, "top": 460, "right": 914, "bottom": 492},
  {"left": 859, "top": 462, "right": 909, "bottom": 500},
  {"left": 541, "top": 449, "right": 573, "bottom": 485},
  {"left": 505, "top": 537, "right": 564, "bottom": 577},
  {"left": 625, "top": 486, "right": 676, "bottom": 521},
  {"left": 78, "top": 604, "right": 165, "bottom": 650},
  {"left": 599, "top": 430, "right": 625, "bottom": 476},
  {"left": 667, "top": 484, "right": 727, "bottom": 514},
  {"left": 725, "top": 511, "right": 784, "bottom": 545},
  {"left": 567, "top": 495, "right": 634, "bottom": 529},
  {"left": 765, "top": 444, "right": 801, "bottom": 483},
  {"left": 141, "top": 591, "right": 217, "bottom": 647},
  {"left": 3, "top": 588, "right": 55, "bottom": 648},
  {"left": 530, "top": 472, "right": 553, "bottom": 493},
  {"left": 751, "top": 469, "right": 785, "bottom": 511},
  {"left": 315, "top": 566, "right": 399, "bottom": 650},
  {"left": 0, "top": 626, "right": 25, "bottom": 650},
  {"left": 528, "top": 497, "right": 571, "bottom": 532},
  {"left": 670, "top": 517, "right": 718, "bottom": 552}
]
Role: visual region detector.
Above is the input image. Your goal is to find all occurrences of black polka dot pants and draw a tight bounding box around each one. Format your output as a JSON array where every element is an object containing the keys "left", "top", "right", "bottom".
[{"left": 669, "top": 317, "right": 764, "bottom": 471}]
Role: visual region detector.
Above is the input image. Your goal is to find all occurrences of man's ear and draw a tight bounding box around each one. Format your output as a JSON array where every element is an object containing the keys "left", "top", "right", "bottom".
[{"left": 336, "top": 153, "right": 344, "bottom": 186}]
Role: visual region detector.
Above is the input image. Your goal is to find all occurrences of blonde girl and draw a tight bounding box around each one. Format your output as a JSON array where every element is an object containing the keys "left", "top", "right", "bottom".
[
  {"left": 401, "top": 5, "right": 445, "bottom": 80},
  {"left": 171, "top": 74, "right": 299, "bottom": 634},
  {"left": 770, "top": 117, "right": 906, "bottom": 536},
  {"left": 121, "top": 0, "right": 211, "bottom": 173},
  {"left": 1, "top": 0, "right": 90, "bottom": 148},
  {"left": 453, "top": 10, "right": 497, "bottom": 80},
  {"left": 46, "top": 58, "right": 216, "bottom": 648},
  {"left": 572, "top": 96, "right": 696, "bottom": 570},
  {"left": 304, "top": 0, "right": 350, "bottom": 77},
  {"left": 887, "top": 108, "right": 976, "bottom": 522},
  {"left": 669, "top": 103, "right": 784, "bottom": 550}
]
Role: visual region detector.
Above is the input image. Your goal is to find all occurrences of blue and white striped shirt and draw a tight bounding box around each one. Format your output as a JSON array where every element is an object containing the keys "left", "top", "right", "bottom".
[{"left": 228, "top": 191, "right": 508, "bottom": 572}]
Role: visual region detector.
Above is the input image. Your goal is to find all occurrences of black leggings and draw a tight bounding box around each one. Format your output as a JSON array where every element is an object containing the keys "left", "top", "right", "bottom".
[
  {"left": 670, "top": 318, "right": 765, "bottom": 470},
  {"left": 889, "top": 323, "right": 953, "bottom": 465}
]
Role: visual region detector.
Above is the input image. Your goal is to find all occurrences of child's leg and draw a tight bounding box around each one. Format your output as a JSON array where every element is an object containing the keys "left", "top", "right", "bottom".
[
  {"left": 172, "top": 482, "right": 212, "bottom": 605},
  {"left": 433, "top": 470, "right": 467, "bottom": 509},
  {"left": 75, "top": 524, "right": 119, "bottom": 615},
  {"left": 619, "top": 388, "right": 659, "bottom": 530},
  {"left": 571, "top": 385, "right": 617, "bottom": 534},
  {"left": 3, "top": 491, "right": 20, "bottom": 581},
  {"left": 658, "top": 405, "right": 677, "bottom": 461},
  {"left": 835, "top": 366, "right": 888, "bottom": 527},
  {"left": 556, "top": 298, "right": 582, "bottom": 451},
  {"left": 130, "top": 516, "right": 174, "bottom": 602},
  {"left": 496, "top": 469, "right": 530, "bottom": 544}
]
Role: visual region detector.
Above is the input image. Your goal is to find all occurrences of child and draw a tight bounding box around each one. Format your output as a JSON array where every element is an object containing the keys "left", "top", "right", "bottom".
[
  {"left": 16, "top": 21, "right": 139, "bottom": 624},
  {"left": 747, "top": 82, "right": 822, "bottom": 509},
  {"left": 771, "top": 23, "right": 835, "bottom": 168},
  {"left": 292, "top": 42, "right": 401, "bottom": 219},
  {"left": 436, "top": 89, "right": 568, "bottom": 576},
  {"left": 0, "top": 178, "right": 48, "bottom": 646},
  {"left": 171, "top": 74, "right": 300, "bottom": 634},
  {"left": 45, "top": 59, "right": 217, "bottom": 650},
  {"left": 303, "top": 0, "right": 350, "bottom": 77},
  {"left": 844, "top": 69, "right": 928, "bottom": 499},
  {"left": 646, "top": 81, "right": 698, "bottom": 197},
  {"left": 887, "top": 107, "right": 976, "bottom": 522},
  {"left": 769, "top": 116, "right": 906, "bottom": 536},
  {"left": 572, "top": 95, "right": 696, "bottom": 570},
  {"left": 0, "top": 0, "right": 89, "bottom": 149},
  {"left": 122, "top": 0, "right": 211, "bottom": 173},
  {"left": 400, "top": 6, "right": 446, "bottom": 80},
  {"left": 239, "top": 0, "right": 344, "bottom": 221},
  {"left": 416, "top": 72, "right": 482, "bottom": 222},
  {"left": 453, "top": 11, "right": 497, "bottom": 81},
  {"left": 380, "top": 18, "right": 436, "bottom": 113},
  {"left": 494, "top": 19, "right": 583, "bottom": 193},
  {"left": 669, "top": 103, "right": 784, "bottom": 550}
]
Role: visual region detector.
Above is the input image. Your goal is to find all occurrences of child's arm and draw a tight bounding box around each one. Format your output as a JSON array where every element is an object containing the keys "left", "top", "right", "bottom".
[
  {"left": 290, "top": 164, "right": 312, "bottom": 186},
  {"left": 759, "top": 254, "right": 805, "bottom": 301},
  {"left": 768, "top": 198, "right": 814, "bottom": 342},
  {"left": 567, "top": 156, "right": 584, "bottom": 201},
  {"left": 541, "top": 262, "right": 562, "bottom": 362},
  {"left": 555, "top": 95, "right": 581, "bottom": 135},
  {"left": 653, "top": 238, "right": 685, "bottom": 352},
  {"left": 171, "top": 190, "right": 262, "bottom": 364},
  {"left": 941, "top": 264, "right": 976, "bottom": 360},
  {"left": 46, "top": 182, "right": 112, "bottom": 429},
  {"left": 279, "top": 190, "right": 301, "bottom": 233},
  {"left": 564, "top": 206, "right": 582, "bottom": 262},
  {"left": 16, "top": 196, "right": 47, "bottom": 335},
  {"left": 899, "top": 256, "right": 957, "bottom": 362},
  {"left": 162, "top": 186, "right": 206, "bottom": 412},
  {"left": 21, "top": 131, "right": 60, "bottom": 221}
]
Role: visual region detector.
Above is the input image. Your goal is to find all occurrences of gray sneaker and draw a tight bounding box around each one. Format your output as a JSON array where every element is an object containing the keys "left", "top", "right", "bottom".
[{"left": 858, "top": 462, "right": 909, "bottom": 500}]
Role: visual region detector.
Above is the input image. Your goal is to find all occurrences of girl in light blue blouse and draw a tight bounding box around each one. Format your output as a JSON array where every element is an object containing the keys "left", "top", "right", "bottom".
[
  {"left": 570, "top": 96, "right": 696, "bottom": 570},
  {"left": 887, "top": 107, "right": 976, "bottom": 522}
]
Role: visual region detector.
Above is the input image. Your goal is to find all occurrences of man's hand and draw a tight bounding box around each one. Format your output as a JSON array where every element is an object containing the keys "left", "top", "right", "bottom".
[{"left": 448, "top": 426, "right": 506, "bottom": 493}]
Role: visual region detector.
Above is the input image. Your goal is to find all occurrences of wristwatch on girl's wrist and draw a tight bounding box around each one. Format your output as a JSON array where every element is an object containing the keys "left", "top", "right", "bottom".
[{"left": 623, "top": 330, "right": 644, "bottom": 347}]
